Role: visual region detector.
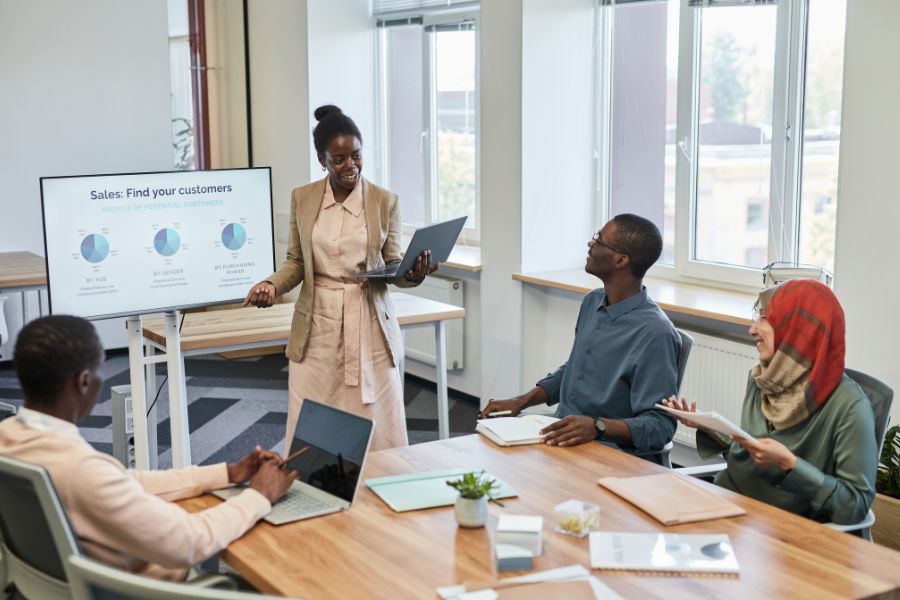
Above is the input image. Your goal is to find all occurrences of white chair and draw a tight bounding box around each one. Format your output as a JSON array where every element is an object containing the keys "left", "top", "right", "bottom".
[
  {"left": 0, "top": 455, "right": 80, "bottom": 600},
  {"left": 68, "top": 555, "right": 296, "bottom": 600},
  {"left": 676, "top": 368, "right": 893, "bottom": 541}
]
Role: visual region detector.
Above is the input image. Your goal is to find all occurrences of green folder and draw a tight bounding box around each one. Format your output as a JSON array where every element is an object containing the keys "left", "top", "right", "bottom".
[{"left": 365, "top": 468, "right": 518, "bottom": 512}]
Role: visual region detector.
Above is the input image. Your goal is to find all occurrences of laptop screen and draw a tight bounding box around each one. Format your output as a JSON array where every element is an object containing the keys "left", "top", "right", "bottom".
[{"left": 286, "top": 399, "right": 373, "bottom": 503}]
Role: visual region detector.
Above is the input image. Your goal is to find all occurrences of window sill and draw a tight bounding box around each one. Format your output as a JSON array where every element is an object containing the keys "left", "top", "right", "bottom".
[
  {"left": 512, "top": 269, "right": 756, "bottom": 327},
  {"left": 400, "top": 233, "right": 482, "bottom": 272}
]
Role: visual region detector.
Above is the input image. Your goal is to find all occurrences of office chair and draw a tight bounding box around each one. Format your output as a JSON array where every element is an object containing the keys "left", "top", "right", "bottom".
[
  {"left": 634, "top": 328, "right": 694, "bottom": 468},
  {"left": 0, "top": 402, "right": 16, "bottom": 423},
  {"left": 824, "top": 369, "right": 893, "bottom": 541},
  {"left": 0, "top": 455, "right": 80, "bottom": 600},
  {"left": 676, "top": 368, "right": 893, "bottom": 541},
  {"left": 67, "top": 555, "right": 295, "bottom": 600}
]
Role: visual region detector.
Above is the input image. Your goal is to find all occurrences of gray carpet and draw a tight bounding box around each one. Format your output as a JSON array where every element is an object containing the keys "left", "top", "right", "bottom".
[{"left": 0, "top": 351, "right": 479, "bottom": 468}]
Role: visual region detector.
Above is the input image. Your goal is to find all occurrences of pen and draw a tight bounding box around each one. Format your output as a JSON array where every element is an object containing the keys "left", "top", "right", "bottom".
[
  {"left": 488, "top": 410, "right": 513, "bottom": 417},
  {"left": 282, "top": 446, "right": 310, "bottom": 466}
]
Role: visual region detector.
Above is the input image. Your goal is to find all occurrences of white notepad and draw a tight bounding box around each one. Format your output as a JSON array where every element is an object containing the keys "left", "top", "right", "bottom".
[
  {"left": 589, "top": 532, "right": 740, "bottom": 575},
  {"left": 475, "top": 415, "right": 559, "bottom": 447},
  {"left": 655, "top": 404, "right": 756, "bottom": 441}
]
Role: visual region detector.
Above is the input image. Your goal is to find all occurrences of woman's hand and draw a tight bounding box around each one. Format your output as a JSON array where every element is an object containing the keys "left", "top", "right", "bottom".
[
  {"left": 661, "top": 395, "right": 703, "bottom": 429},
  {"left": 403, "top": 250, "right": 439, "bottom": 285},
  {"left": 243, "top": 281, "right": 276, "bottom": 308},
  {"left": 732, "top": 436, "right": 797, "bottom": 472}
]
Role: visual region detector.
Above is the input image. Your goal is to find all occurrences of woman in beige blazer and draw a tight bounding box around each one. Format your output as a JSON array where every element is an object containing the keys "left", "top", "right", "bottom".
[{"left": 244, "top": 105, "right": 436, "bottom": 451}]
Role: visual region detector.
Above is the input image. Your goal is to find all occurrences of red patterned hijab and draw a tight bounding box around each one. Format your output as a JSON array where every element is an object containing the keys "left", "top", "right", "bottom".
[{"left": 752, "top": 279, "right": 846, "bottom": 430}]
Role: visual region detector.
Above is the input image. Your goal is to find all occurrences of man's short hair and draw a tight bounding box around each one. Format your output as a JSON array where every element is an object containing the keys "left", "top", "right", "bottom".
[
  {"left": 14, "top": 315, "right": 103, "bottom": 407},
  {"left": 612, "top": 213, "right": 663, "bottom": 279}
]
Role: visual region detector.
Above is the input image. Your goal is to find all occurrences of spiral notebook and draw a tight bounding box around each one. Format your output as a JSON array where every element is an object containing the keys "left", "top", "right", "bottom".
[{"left": 590, "top": 532, "right": 740, "bottom": 575}]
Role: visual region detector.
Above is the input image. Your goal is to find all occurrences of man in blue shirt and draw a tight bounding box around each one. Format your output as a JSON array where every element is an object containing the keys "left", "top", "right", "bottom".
[{"left": 480, "top": 214, "right": 680, "bottom": 456}]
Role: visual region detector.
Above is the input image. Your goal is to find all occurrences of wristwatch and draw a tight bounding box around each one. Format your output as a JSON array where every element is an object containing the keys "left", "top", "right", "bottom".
[{"left": 594, "top": 417, "right": 607, "bottom": 439}]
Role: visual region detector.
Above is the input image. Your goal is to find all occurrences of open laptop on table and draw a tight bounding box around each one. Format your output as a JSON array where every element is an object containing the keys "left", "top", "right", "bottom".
[
  {"left": 352, "top": 215, "right": 467, "bottom": 279},
  {"left": 212, "top": 399, "right": 374, "bottom": 525}
]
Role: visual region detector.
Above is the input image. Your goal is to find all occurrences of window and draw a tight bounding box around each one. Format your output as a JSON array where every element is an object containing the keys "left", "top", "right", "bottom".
[
  {"left": 167, "top": 0, "right": 210, "bottom": 171},
  {"left": 376, "top": 4, "right": 480, "bottom": 241},
  {"left": 596, "top": 0, "right": 847, "bottom": 286}
]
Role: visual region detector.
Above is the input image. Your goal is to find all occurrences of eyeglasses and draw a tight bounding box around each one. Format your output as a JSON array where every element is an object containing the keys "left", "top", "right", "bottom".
[
  {"left": 590, "top": 232, "right": 629, "bottom": 258},
  {"left": 751, "top": 302, "right": 765, "bottom": 324}
]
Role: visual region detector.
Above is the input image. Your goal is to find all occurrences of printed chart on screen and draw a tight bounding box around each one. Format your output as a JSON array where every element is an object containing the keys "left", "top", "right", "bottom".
[{"left": 41, "top": 168, "right": 274, "bottom": 319}]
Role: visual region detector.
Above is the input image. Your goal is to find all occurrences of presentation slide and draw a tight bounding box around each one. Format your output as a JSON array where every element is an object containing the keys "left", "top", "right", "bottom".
[{"left": 41, "top": 168, "right": 275, "bottom": 319}]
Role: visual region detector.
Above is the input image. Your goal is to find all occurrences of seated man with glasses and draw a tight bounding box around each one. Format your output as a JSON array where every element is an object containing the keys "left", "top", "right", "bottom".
[{"left": 480, "top": 214, "right": 680, "bottom": 459}]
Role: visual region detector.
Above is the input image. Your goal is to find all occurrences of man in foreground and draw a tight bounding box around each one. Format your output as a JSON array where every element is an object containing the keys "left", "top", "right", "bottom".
[{"left": 0, "top": 315, "right": 297, "bottom": 580}]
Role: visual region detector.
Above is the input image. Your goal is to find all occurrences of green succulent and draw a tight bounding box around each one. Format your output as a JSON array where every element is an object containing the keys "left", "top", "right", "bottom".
[{"left": 447, "top": 471, "right": 504, "bottom": 506}]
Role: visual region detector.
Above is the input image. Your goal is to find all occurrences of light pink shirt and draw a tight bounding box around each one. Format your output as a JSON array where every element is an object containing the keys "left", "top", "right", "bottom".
[{"left": 0, "top": 408, "right": 271, "bottom": 580}]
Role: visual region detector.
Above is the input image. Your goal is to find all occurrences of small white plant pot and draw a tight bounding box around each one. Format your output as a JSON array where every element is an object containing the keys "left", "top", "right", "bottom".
[{"left": 455, "top": 496, "right": 488, "bottom": 528}]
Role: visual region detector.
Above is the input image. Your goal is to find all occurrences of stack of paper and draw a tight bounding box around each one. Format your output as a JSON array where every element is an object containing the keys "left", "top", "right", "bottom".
[
  {"left": 597, "top": 473, "right": 746, "bottom": 525},
  {"left": 589, "top": 532, "right": 740, "bottom": 575},
  {"left": 475, "top": 415, "right": 559, "bottom": 447}
]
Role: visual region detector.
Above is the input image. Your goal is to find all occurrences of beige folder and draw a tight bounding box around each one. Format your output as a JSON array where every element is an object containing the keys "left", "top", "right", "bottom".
[{"left": 597, "top": 473, "right": 746, "bottom": 525}]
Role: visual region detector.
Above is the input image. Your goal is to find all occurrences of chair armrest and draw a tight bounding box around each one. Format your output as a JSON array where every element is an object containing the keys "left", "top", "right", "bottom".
[
  {"left": 675, "top": 463, "right": 727, "bottom": 478},
  {"left": 824, "top": 509, "right": 875, "bottom": 534},
  {"left": 187, "top": 573, "right": 238, "bottom": 590}
]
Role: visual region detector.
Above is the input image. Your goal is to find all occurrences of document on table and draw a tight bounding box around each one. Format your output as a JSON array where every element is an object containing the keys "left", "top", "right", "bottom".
[
  {"left": 475, "top": 414, "right": 559, "bottom": 447},
  {"left": 655, "top": 404, "right": 756, "bottom": 441},
  {"left": 590, "top": 532, "right": 740, "bottom": 575},
  {"left": 436, "top": 565, "right": 623, "bottom": 600}
]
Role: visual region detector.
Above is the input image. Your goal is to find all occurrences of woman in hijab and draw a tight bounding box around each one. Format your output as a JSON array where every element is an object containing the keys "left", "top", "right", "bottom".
[{"left": 664, "top": 279, "right": 877, "bottom": 524}]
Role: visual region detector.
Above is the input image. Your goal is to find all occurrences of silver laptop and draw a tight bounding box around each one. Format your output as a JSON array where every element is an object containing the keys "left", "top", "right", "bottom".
[
  {"left": 352, "top": 215, "right": 467, "bottom": 279},
  {"left": 212, "top": 399, "right": 374, "bottom": 525}
]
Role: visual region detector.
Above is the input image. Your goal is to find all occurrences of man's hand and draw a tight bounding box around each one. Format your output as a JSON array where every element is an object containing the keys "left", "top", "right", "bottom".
[
  {"left": 242, "top": 281, "right": 276, "bottom": 308},
  {"left": 540, "top": 415, "right": 599, "bottom": 447},
  {"left": 479, "top": 396, "right": 528, "bottom": 420},
  {"left": 249, "top": 460, "right": 299, "bottom": 503},
  {"left": 732, "top": 436, "right": 797, "bottom": 472},
  {"left": 227, "top": 445, "right": 282, "bottom": 484},
  {"left": 661, "top": 395, "right": 704, "bottom": 429}
]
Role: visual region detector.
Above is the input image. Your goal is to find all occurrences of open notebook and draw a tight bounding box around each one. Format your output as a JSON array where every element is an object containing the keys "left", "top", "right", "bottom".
[
  {"left": 597, "top": 473, "right": 746, "bottom": 526},
  {"left": 475, "top": 415, "right": 559, "bottom": 447},
  {"left": 590, "top": 532, "right": 740, "bottom": 575}
]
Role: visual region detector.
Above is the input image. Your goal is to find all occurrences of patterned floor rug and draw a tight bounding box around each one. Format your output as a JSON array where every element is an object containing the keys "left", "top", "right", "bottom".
[{"left": 0, "top": 351, "right": 479, "bottom": 468}]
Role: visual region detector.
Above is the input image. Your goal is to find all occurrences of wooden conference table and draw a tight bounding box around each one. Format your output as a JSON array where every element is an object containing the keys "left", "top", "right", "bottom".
[
  {"left": 139, "top": 293, "right": 465, "bottom": 466},
  {"left": 181, "top": 435, "right": 900, "bottom": 599}
]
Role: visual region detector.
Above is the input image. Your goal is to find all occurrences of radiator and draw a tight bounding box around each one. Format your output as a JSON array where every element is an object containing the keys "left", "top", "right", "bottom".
[
  {"left": 675, "top": 331, "right": 758, "bottom": 448},
  {"left": 401, "top": 276, "right": 464, "bottom": 370}
]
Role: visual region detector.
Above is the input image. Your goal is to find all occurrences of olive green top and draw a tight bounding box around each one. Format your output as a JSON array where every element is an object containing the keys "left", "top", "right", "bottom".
[{"left": 698, "top": 373, "right": 877, "bottom": 524}]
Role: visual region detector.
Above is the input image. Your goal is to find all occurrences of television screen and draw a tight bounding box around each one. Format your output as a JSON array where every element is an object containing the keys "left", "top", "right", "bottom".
[{"left": 40, "top": 168, "right": 275, "bottom": 319}]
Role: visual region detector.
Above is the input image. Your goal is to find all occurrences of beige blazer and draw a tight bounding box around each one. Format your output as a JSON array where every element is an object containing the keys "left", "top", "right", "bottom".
[{"left": 266, "top": 177, "right": 413, "bottom": 364}]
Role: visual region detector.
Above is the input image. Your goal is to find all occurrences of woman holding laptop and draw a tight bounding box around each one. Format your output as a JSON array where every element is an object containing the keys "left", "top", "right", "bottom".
[
  {"left": 664, "top": 279, "right": 877, "bottom": 524},
  {"left": 243, "top": 105, "right": 436, "bottom": 451}
]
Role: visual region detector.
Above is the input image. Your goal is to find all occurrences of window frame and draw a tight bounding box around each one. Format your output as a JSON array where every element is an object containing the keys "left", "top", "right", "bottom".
[
  {"left": 376, "top": 10, "right": 482, "bottom": 243},
  {"left": 596, "top": 0, "right": 830, "bottom": 291}
]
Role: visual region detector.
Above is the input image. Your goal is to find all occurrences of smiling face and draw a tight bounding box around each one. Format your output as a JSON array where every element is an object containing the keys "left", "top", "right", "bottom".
[
  {"left": 320, "top": 134, "right": 362, "bottom": 194},
  {"left": 749, "top": 312, "right": 776, "bottom": 363}
]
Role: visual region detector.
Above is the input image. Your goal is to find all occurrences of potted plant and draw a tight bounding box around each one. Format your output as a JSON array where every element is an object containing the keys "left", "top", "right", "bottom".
[
  {"left": 447, "top": 471, "right": 504, "bottom": 528},
  {"left": 874, "top": 424, "right": 900, "bottom": 551}
]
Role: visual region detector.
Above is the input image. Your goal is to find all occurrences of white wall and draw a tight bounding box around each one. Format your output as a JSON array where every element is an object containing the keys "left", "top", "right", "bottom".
[
  {"left": 306, "top": 0, "right": 377, "bottom": 178},
  {"left": 0, "top": 0, "right": 173, "bottom": 354},
  {"left": 479, "top": 0, "right": 524, "bottom": 403},
  {"left": 247, "top": 0, "right": 311, "bottom": 273},
  {"left": 834, "top": 0, "right": 900, "bottom": 425},
  {"left": 521, "top": 0, "right": 597, "bottom": 273}
]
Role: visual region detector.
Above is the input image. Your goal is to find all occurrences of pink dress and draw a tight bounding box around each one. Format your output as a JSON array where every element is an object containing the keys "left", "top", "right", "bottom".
[{"left": 285, "top": 180, "right": 408, "bottom": 451}]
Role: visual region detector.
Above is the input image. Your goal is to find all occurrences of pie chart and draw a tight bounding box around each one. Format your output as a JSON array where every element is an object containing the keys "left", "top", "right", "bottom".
[
  {"left": 221, "top": 223, "right": 247, "bottom": 251},
  {"left": 80, "top": 234, "right": 109, "bottom": 263},
  {"left": 154, "top": 228, "right": 181, "bottom": 257}
]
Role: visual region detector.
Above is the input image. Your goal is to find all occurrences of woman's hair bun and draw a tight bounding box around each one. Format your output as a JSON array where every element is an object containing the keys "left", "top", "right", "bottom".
[{"left": 314, "top": 105, "right": 343, "bottom": 122}]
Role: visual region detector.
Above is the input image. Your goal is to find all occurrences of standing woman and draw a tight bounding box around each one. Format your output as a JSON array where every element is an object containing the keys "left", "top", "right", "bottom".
[{"left": 244, "top": 105, "right": 436, "bottom": 451}]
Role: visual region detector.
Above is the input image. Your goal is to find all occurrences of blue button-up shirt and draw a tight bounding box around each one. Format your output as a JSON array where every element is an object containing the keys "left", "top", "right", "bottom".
[{"left": 536, "top": 287, "right": 680, "bottom": 453}]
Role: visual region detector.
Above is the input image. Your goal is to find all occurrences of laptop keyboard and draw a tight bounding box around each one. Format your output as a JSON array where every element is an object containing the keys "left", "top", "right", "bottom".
[{"left": 277, "top": 487, "right": 337, "bottom": 515}]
